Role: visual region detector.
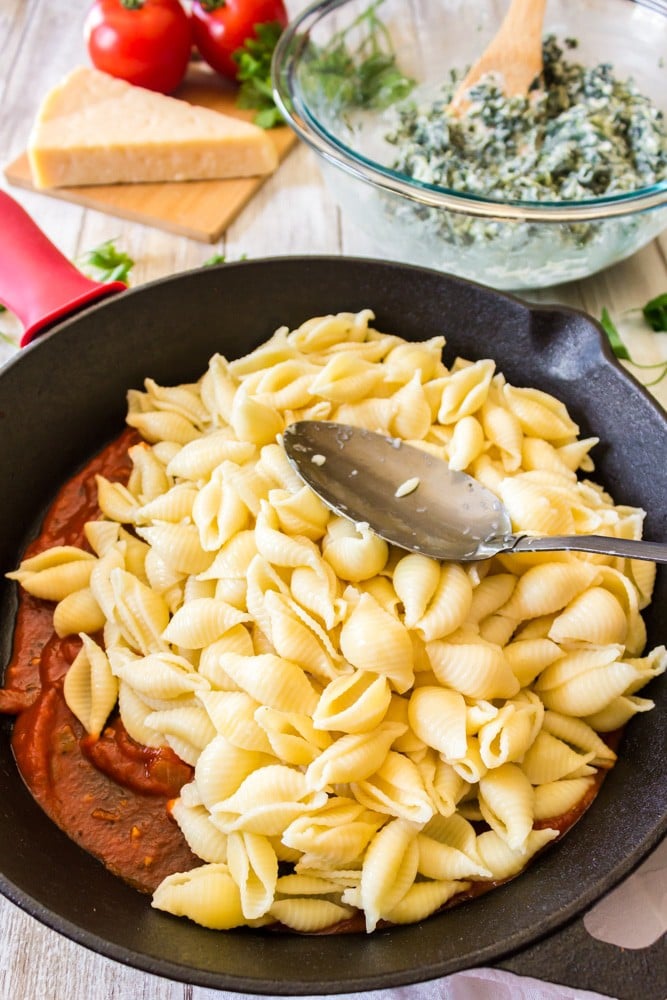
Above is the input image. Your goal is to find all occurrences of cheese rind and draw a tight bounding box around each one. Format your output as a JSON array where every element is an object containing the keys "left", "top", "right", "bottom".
[{"left": 28, "top": 67, "right": 278, "bottom": 189}]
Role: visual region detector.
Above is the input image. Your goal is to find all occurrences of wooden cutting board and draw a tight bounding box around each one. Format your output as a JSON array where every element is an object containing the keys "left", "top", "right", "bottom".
[{"left": 3, "top": 67, "right": 298, "bottom": 243}]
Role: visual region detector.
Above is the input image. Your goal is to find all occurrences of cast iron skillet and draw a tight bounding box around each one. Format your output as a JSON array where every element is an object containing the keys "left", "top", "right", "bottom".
[{"left": 0, "top": 246, "right": 665, "bottom": 993}]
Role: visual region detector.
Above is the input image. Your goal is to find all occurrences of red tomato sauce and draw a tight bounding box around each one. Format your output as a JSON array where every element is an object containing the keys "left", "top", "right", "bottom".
[{"left": 0, "top": 429, "right": 198, "bottom": 894}]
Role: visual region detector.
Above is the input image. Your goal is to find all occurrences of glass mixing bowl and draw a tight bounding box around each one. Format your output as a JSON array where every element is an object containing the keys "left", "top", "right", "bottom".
[{"left": 273, "top": 0, "right": 667, "bottom": 289}]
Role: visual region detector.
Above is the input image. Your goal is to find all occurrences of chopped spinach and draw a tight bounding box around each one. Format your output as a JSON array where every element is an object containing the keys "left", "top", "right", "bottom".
[{"left": 386, "top": 37, "right": 667, "bottom": 203}]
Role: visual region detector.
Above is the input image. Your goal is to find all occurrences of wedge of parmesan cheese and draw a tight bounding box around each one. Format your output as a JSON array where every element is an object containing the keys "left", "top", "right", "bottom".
[{"left": 28, "top": 66, "right": 279, "bottom": 189}]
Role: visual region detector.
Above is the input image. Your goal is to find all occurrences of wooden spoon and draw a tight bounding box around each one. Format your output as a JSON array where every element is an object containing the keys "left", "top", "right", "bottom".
[{"left": 449, "top": 0, "right": 547, "bottom": 115}]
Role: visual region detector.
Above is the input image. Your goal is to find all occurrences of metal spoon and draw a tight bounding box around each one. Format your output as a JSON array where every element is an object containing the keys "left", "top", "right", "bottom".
[
  {"left": 283, "top": 421, "right": 667, "bottom": 564},
  {"left": 449, "top": 0, "right": 547, "bottom": 115}
]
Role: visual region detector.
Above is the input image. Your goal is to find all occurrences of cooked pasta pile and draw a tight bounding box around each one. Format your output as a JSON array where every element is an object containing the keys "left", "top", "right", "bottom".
[{"left": 9, "top": 310, "right": 665, "bottom": 933}]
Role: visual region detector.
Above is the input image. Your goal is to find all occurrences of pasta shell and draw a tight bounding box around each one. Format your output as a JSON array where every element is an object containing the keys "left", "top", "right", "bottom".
[
  {"left": 230, "top": 385, "right": 284, "bottom": 446},
  {"left": 500, "top": 383, "right": 578, "bottom": 441},
  {"left": 146, "top": 705, "right": 217, "bottom": 766},
  {"left": 7, "top": 546, "right": 95, "bottom": 601},
  {"left": 269, "top": 898, "right": 354, "bottom": 932},
  {"left": 198, "top": 691, "right": 274, "bottom": 754},
  {"left": 305, "top": 722, "right": 406, "bottom": 790},
  {"left": 263, "top": 591, "right": 341, "bottom": 683},
  {"left": 254, "top": 705, "right": 331, "bottom": 766},
  {"left": 162, "top": 597, "right": 251, "bottom": 649},
  {"left": 136, "top": 522, "right": 214, "bottom": 576},
  {"left": 340, "top": 592, "right": 414, "bottom": 693},
  {"left": 535, "top": 647, "right": 639, "bottom": 716},
  {"left": 392, "top": 553, "right": 440, "bottom": 628},
  {"left": 170, "top": 798, "right": 229, "bottom": 863},
  {"left": 113, "top": 650, "right": 209, "bottom": 700},
  {"left": 152, "top": 864, "right": 245, "bottom": 930},
  {"left": 476, "top": 828, "right": 559, "bottom": 882},
  {"left": 211, "top": 764, "right": 327, "bottom": 836},
  {"left": 84, "top": 520, "right": 121, "bottom": 556},
  {"left": 548, "top": 587, "right": 628, "bottom": 646},
  {"left": 498, "top": 561, "right": 598, "bottom": 620},
  {"left": 126, "top": 409, "right": 200, "bottom": 446},
  {"left": 290, "top": 564, "right": 346, "bottom": 630},
  {"left": 478, "top": 695, "right": 544, "bottom": 769},
  {"left": 282, "top": 797, "right": 385, "bottom": 867},
  {"left": 63, "top": 634, "right": 118, "bottom": 738},
  {"left": 583, "top": 694, "right": 655, "bottom": 732},
  {"left": 542, "top": 711, "right": 616, "bottom": 767},
  {"left": 53, "top": 587, "right": 105, "bottom": 638},
  {"left": 385, "top": 879, "right": 469, "bottom": 925},
  {"left": 309, "top": 352, "right": 383, "bottom": 403},
  {"left": 360, "top": 818, "right": 419, "bottom": 932},
  {"left": 412, "top": 564, "right": 473, "bottom": 641},
  {"left": 478, "top": 763, "right": 534, "bottom": 852},
  {"left": 194, "top": 734, "right": 275, "bottom": 807},
  {"left": 135, "top": 484, "right": 197, "bottom": 525},
  {"left": 168, "top": 431, "right": 255, "bottom": 482},
  {"left": 117, "top": 680, "right": 165, "bottom": 748},
  {"left": 227, "top": 831, "right": 278, "bottom": 920},
  {"left": 521, "top": 732, "right": 596, "bottom": 784},
  {"left": 447, "top": 415, "right": 485, "bottom": 471},
  {"left": 322, "top": 518, "right": 389, "bottom": 583},
  {"left": 482, "top": 403, "right": 523, "bottom": 471},
  {"left": 408, "top": 687, "right": 467, "bottom": 760},
  {"left": 503, "top": 637, "right": 563, "bottom": 687},
  {"left": 269, "top": 486, "right": 331, "bottom": 542},
  {"left": 437, "top": 359, "right": 495, "bottom": 424},
  {"left": 313, "top": 671, "right": 391, "bottom": 734},
  {"left": 351, "top": 750, "right": 434, "bottom": 824},
  {"left": 427, "top": 636, "right": 519, "bottom": 699},
  {"left": 414, "top": 752, "right": 469, "bottom": 818},
  {"left": 219, "top": 652, "right": 319, "bottom": 716},
  {"left": 110, "top": 568, "right": 170, "bottom": 654},
  {"left": 533, "top": 777, "right": 596, "bottom": 821}
]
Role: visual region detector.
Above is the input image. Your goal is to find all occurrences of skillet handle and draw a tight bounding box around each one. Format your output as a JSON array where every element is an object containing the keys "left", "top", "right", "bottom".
[{"left": 0, "top": 190, "right": 126, "bottom": 347}]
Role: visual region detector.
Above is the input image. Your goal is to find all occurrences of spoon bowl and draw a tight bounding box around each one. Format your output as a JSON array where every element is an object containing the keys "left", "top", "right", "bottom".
[{"left": 283, "top": 421, "right": 667, "bottom": 564}]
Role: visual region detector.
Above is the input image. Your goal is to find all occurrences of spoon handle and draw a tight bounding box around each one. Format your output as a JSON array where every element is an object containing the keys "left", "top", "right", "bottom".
[{"left": 509, "top": 534, "right": 667, "bottom": 563}]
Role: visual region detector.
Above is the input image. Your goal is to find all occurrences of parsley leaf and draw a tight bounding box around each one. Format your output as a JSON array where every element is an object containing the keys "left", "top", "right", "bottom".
[
  {"left": 600, "top": 305, "right": 667, "bottom": 386},
  {"left": 304, "top": 0, "right": 414, "bottom": 112},
  {"left": 642, "top": 292, "right": 667, "bottom": 332},
  {"left": 75, "top": 239, "right": 134, "bottom": 284},
  {"left": 234, "top": 21, "right": 285, "bottom": 129},
  {"left": 600, "top": 307, "right": 631, "bottom": 361}
]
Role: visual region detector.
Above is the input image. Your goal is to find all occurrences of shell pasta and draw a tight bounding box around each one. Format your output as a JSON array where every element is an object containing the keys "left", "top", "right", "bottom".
[{"left": 7, "top": 309, "right": 665, "bottom": 935}]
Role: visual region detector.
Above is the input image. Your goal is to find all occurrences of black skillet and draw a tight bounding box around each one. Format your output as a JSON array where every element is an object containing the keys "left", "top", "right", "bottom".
[{"left": 0, "top": 192, "right": 665, "bottom": 997}]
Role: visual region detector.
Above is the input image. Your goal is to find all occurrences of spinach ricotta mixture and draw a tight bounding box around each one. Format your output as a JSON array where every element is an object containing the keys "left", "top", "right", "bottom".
[{"left": 385, "top": 37, "right": 667, "bottom": 203}]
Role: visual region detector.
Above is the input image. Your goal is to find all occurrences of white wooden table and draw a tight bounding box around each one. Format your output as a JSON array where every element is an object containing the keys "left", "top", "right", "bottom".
[{"left": 0, "top": 2, "right": 665, "bottom": 997}]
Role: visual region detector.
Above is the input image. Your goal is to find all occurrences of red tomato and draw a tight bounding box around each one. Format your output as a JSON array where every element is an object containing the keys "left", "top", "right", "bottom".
[
  {"left": 191, "top": 0, "right": 288, "bottom": 81},
  {"left": 84, "top": 0, "right": 192, "bottom": 94}
]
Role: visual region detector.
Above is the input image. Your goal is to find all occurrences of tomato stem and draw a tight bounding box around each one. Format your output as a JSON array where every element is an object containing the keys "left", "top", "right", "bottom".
[
  {"left": 119, "top": 0, "right": 145, "bottom": 8},
  {"left": 199, "top": 0, "right": 228, "bottom": 10}
]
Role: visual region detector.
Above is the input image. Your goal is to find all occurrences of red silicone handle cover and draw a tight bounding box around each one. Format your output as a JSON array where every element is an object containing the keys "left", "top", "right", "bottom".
[{"left": 0, "top": 190, "right": 126, "bottom": 346}]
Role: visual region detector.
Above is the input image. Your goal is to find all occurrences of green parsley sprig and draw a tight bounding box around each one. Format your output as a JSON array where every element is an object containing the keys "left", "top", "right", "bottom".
[
  {"left": 304, "top": 0, "right": 414, "bottom": 113},
  {"left": 643, "top": 292, "right": 667, "bottom": 332},
  {"left": 600, "top": 301, "right": 667, "bottom": 387},
  {"left": 75, "top": 239, "right": 135, "bottom": 284},
  {"left": 234, "top": 21, "right": 285, "bottom": 129}
]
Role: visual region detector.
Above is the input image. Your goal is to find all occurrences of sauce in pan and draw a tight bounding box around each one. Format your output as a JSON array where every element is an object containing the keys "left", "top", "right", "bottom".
[{"left": 0, "top": 429, "right": 197, "bottom": 893}]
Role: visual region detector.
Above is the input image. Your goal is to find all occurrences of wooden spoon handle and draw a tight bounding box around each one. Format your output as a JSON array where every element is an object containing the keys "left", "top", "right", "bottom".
[{"left": 450, "top": 0, "right": 547, "bottom": 114}]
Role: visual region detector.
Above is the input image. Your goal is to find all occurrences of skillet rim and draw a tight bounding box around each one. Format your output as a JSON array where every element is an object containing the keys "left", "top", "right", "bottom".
[{"left": 0, "top": 255, "right": 665, "bottom": 994}]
